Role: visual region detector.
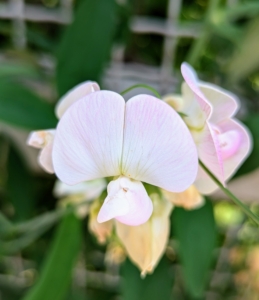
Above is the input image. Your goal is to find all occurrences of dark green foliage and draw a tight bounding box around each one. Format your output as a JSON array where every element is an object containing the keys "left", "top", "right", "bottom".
[
  {"left": 172, "top": 200, "right": 217, "bottom": 299},
  {"left": 121, "top": 256, "right": 174, "bottom": 300},
  {"left": 23, "top": 213, "right": 82, "bottom": 300},
  {"left": 56, "top": 0, "right": 117, "bottom": 96},
  {"left": 0, "top": 81, "right": 57, "bottom": 130}
]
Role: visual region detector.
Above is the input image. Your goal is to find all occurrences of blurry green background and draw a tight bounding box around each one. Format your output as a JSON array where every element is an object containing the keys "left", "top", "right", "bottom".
[{"left": 1, "top": 0, "right": 259, "bottom": 299}]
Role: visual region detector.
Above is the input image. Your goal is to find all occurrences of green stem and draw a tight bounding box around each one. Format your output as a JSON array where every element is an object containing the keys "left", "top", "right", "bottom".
[
  {"left": 120, "top": 84, "right": 161, "bottom": 99},
  {"left": 199, "top": 160, "right": 259, "bottom": 226}
]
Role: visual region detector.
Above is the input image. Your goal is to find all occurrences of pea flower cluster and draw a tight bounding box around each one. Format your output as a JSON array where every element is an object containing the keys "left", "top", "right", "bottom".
[{"left": 27, "top": 63, "right": 251, "bottom": 275}]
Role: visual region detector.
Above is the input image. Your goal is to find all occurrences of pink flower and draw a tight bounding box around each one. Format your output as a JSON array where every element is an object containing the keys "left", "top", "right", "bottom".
[
  {"left": 52, "top": 91, "right": 198, "bottom": 226},
  {"left": 180, "top": 63, "right": 252, "bottom": 194}
]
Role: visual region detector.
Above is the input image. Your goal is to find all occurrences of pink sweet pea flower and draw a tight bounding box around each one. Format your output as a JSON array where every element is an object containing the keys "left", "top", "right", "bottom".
[
  {"left": 27, "top": 81, "right": 99, "bottom": 173},
  {"left": 52, "top": 90, "right": 198, "bottom": 226},
  {"left": 180, "top": 63, "right": 252, "bottom": 194}
]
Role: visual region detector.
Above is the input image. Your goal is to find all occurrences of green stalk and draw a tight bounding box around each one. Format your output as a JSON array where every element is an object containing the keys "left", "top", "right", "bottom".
[
  {"left": 120, "top": 84, "right": 161, "bottom": 99},
  {"left": 199, "top": 160, "right": 259, "bottom": 226}
]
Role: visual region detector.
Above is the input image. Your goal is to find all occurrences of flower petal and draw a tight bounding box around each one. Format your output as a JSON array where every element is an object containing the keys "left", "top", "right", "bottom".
[
  {"left": 55, "top": 81, "right": 100, "bottom": 119},
  {"left": 52, "top": 91, "right": 125, "bottom": 184},
  {"left": 197, "top": 122, "right": 225, "bottom": 184},
  {"left": 97, "top": 176, "right": 153, "bottom": 226},
  {"left": 199, "top": 82, "right": 238, "bottom": 123},
  {"left": 27, "top": 129, "right": 55, "bottom": 173},
  {"left": 162, "top": 185, "right": 204, "bottom": 210},
  {"left": 54, "top": 178, "right": 106, "bottom": 200},
  {"left": 181, "top": 63, "right": 212, "bottom": 119},
  {"left": 121, "top": 94, "right": 198, "bottom": 192},
  {"left": 115, "top": 193, "right": 173, "bottom": 276},
  {"left": 195, "top": 119, "right": 252, "bottom": 194},
  {"left": 89, "top": 199, "right": 113, "bottom": 244}
]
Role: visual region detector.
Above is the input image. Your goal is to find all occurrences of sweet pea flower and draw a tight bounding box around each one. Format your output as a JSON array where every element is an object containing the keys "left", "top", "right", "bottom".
[
  {"left": 52, "top": 90, "right": 198, "bottom": 226},
  {"left": 27, "top": 81, "right": 100, "bottom": 173},
  {"left": 164, "top": 63, "right": 251, "bottom": 194},
  {"left": 115, "top": 193, "right": 173, "bottom": 276}
]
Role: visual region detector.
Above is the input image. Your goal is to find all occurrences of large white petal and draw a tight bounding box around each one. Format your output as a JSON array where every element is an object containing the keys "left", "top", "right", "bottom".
[
  {"left": 52, "top": 91, "right": 125, "bottom": 184},
  {"left": 55, "top": 81, "right": 100, "bottom": 119},
  {"left": 121, "top": 95, "right": 198, "bottom": 192}
]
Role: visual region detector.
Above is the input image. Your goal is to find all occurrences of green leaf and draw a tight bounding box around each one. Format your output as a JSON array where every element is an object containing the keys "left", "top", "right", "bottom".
[
  {"left": 6, "top": 146, "right": 36, "bottom": 221},
  {"left": 0, "top": 81, "right": 57, "bottom": 130},
  {"left": 236, "top": 114, "right": 259, "bottom": 176},
  {"left": 171, "top": 200, "right": 216, "bottom": 298},
  {"left": 23, "top": 213, "right": 82, "bottom": 300},
  {"left": 56, "top": 0, "right": 117, "bottom": 96},
  {"left": 226, "top": 16, "right": 259, "bottom": 82},
  {"left": 120, "top": 256, "right": 174, "bottom": 300}
]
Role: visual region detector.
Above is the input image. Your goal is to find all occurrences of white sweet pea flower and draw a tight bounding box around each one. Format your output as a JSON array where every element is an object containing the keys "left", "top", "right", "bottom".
[
  {"left": 52, "top": 90, "right": 198, "bottom": 226},
  {"left": 27, "top": 81, "right": 100, "bottom": 173}
]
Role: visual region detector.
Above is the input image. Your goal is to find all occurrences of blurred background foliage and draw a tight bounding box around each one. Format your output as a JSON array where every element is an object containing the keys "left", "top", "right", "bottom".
[{"left": 0, "top": 0, "right": 259, "bottom": 299}]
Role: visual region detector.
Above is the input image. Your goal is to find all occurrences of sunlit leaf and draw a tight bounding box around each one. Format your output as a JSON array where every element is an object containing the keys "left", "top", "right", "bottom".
[
  {"left": 171, "top": 200, "right": 216, "bottom": 298},
  {"left": 23, "top": 213, "right": 82, "bottom": 300},
  {"left": 56, "top": 0, "right": 117, "bottom": 96},
  {"left": 0, "top": 81, "right": 57, "bottom": 129}
]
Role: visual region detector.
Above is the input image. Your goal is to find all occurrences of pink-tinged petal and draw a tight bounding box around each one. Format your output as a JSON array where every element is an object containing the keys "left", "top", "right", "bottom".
[
  {"left": 195, "top": 119, "right": 252, "bottom": 194},
  {"left": 121, "top": 95, "right": 198, "bottom": 192},
  {"left": 55, "top": 81, "right": 100, "bottom": 119},
  {"left": 197, "top": 122, "right": 225, "bottom": 185},
  {"left": 218, "top": 118, "right": 252, "bottom": 180},
  {"left": 52, "top": 91, "right": 125, "bottom": 184},
  {"left": 97, "top": 176, "right": 153, "bottom": 226},
  {"left": 181, "top": 63, "right": 212, "bottom": 119},
  {"left": 27, "top": 129, "right": 55, "bottom": 173},
  {"left": 199, "top": 82, "right": 239, "bottom": 123},
  {"left": 194, "top": 165, "right": 217, "bottom": 195}
]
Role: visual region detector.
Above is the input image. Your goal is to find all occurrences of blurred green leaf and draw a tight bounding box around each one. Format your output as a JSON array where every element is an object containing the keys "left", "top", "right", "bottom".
[
  {"left": 0, "top": 81, "right": 57, "bottom": 130},
  {"left": 121, "top": 256, "right": 174, "bottom": 300},
  {"left": 23, "top": 213, "right": 82, "bottom": 300},
  {"left": 223, "top": 2, "right": 259, "bottom": 21},
  {"left": 56, "top": 0, "right": 117, "bottom": 96},
  {"left": 226, "top": 15, "right": 259, "bottom": 82},
  {"left": 0, "top": 62, "right": 38, "bottom": 79},
  {"left": 172, "top": 200, "right": 216, "bottom": 299},
  {"left": 7, "top": 146, "right": 36, "bottom": 221},
  {"left": 236, "top": 114, "right": 259, "bottom": 176}
]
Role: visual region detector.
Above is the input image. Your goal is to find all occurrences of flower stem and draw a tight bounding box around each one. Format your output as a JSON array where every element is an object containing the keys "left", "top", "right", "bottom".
[
  {"left": 120, "top": 84, "right": 161, "bottom": 99},
  {"left": 199, "top": 160, "right": 259, "bottom": 226}
]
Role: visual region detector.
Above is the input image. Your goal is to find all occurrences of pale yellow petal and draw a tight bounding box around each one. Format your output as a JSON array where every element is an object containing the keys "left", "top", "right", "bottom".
[
  {"left": 115, "top": 193, "right": 173, "bottom": 276},
  {"left": 89, "top": 199, "right": 113, "bottom": 244},
  {"left": 162, "top": 185, "right": 204, "bottom": 210}
]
